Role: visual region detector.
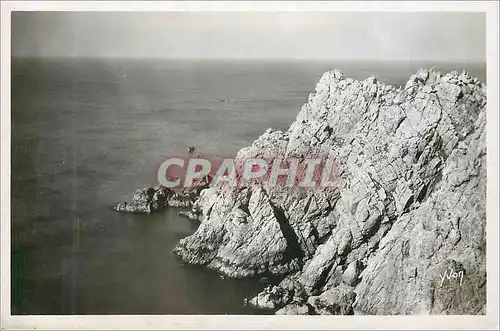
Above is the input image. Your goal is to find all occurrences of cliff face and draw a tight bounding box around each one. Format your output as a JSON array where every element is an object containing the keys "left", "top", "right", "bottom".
[{"left": 173, "top": 68, "right": 487, "bottom": 315}]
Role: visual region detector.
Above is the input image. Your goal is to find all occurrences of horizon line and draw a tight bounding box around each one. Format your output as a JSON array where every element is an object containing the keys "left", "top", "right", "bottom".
[{"left": 10, "top": 55, "right": 487, "bottom": 63}]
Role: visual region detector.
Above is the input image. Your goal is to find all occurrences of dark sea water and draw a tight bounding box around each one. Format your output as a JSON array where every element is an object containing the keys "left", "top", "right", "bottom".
[{"left": 11, "top": 57, "right": 486, "bottom": 314}]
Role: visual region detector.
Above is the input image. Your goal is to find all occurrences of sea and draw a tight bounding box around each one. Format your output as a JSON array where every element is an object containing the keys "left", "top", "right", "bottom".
[{"left": 10, "top": 57, "right": 486, "bottom": 314}]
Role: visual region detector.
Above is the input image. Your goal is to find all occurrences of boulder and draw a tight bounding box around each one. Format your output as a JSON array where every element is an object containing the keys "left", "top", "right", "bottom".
[{"left": 247, "top": 285, "right": 292, "bottom": 310}]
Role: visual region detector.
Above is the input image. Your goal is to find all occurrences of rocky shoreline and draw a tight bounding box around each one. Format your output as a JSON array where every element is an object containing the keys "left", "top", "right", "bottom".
[
  {"left": 113, "top": 175, "right": 212, "bottom": 214},
  {"left": 114, "top": 68, "right": 487, "bottom": 315}
]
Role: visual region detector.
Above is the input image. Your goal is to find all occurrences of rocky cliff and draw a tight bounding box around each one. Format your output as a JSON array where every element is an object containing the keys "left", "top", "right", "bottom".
[{"left": 173, "top": 68, "right": 487, "bottom": 315}]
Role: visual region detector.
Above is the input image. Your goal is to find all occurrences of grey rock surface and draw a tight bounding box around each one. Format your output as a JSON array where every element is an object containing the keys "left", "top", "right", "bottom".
[
  {"left": 173, "top": 68, "right": 486, "bottom": 314},
  {"left": 114, "top": 186, "right": 198, "bottom": 213},
  {"left": 113, "top": 185, "right": 173, "bottom": 213},
  {"left": 307, "top": 284, "right": 356, "bottom": 315},
  {"left": 247, "top": 285, "right": 292, "bottom": 309},
  {"left": 178, "top": 209, "right": 202, "bottom": 221},
  {"left": 275, "top": 302, "right": 311, "bottom": 315}
]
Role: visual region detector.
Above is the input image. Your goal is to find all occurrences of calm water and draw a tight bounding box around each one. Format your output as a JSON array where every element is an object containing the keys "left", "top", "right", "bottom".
[{"left": 11, "top": 58, "right": 485, "bottom": 314}]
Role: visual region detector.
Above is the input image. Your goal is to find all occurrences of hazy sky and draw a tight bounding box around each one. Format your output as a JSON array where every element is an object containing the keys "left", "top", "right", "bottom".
[{"left": 12, "top": 11, "right": 486, "bottom": 61}]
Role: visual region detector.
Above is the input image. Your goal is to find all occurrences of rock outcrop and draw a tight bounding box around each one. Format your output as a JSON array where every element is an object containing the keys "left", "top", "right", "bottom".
[
  {"left": 247, "top": 285, "right": 293, "bottom": 310},
  {"left": 114, "top": 185, "right": 175, "bottom": 213},
  {"left": 173, "top": 68, "right": 487, "bottom": 315},
  {"left": 113, "top": 176, "right": 213, "bottom": 213}
]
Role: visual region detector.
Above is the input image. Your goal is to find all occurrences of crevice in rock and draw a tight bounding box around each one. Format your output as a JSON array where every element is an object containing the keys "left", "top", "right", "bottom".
[{"left": 269, "top": 202, "right": 305, "bottom": 262}]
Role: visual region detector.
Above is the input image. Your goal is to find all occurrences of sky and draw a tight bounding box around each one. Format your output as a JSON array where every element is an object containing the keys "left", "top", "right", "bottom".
[{"left": 11, "top": 11, "right": 486, "bottom": 61}]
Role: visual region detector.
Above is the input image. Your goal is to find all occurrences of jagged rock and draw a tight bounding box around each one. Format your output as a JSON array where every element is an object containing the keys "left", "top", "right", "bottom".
[
  {"left": 173, "top": 186, "right": 303, "bottom": 278},
  {"left": 114, "top": 186, "right": 173, "bottom": 213},
  {"left": 307, "top": 285, "right": 356, "bottom": 315},
  {"left": 112, "top": 185, "right": 185, "bottom": 213},
  {"left": 173, "top": 68, "right": 486, "bottom": 315},
  {"left": 315, "top": 212, "right": 338, "bottom": 242},
  {"left": 178, "top": 209, "right": 202, "bottom": 221},
  {"left": 247, "top": 285, "right": 292, "bottom": 309},
  {"left": 275, "top": 302, "right": 311, "bottom": 315},
  {"left": 181, "top": 174, "right": 213, "bottom": 196},
  {"left": 167, "top": 193, "right": 195, "bottom": 208},
  {"left": 354, "top": 107, "right": 486, "bottom": 315},
  {"left": 342, "top": 260, "right": 361, "bottom": 286},
  {"left": 113, "top": 175, "right": 212, "bottom": 213}
]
